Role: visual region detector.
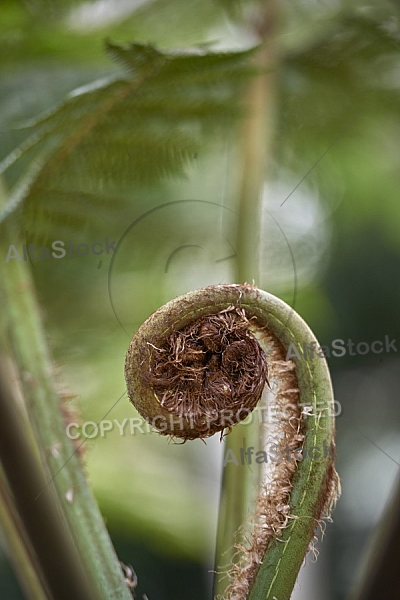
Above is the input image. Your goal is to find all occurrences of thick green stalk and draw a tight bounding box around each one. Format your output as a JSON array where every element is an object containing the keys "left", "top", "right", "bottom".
[
  {"left": 0, "top": 180, "right": 132, "bottom": 600},
  {"left": 246, "top": 288, "right": 336, "bottom": 599},
  {"left": 0, "top": 363, "right": 93, "bottom": 600}
]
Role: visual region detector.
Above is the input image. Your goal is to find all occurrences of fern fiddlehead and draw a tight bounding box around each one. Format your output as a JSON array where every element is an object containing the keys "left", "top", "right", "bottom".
[{"left": 125, "top": 283, "right": 339, "bottom": 600}]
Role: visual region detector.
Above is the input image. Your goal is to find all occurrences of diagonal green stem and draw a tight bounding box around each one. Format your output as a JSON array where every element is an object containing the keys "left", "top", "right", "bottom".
[
  {"left": 0, "top": 362, "right": 93, "bottom": 600},
  {"left": 0, "top": 179, "right": 132, "bottom": 600}
]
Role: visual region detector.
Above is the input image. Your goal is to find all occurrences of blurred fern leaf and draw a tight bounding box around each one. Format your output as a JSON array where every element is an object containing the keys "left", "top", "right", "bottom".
[{"left": 0, "top": 41, "right": 258, "bottom": 239}]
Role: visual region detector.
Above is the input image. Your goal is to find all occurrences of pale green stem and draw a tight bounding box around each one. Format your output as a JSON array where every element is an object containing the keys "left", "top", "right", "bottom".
[{"left": 215, "top": 4, "right": 281, "bottom": 593}]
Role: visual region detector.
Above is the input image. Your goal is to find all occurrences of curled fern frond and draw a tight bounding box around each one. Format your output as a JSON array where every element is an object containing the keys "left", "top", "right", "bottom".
[{"left": 125, "top": 283, "right": 340, "bottom": 600}]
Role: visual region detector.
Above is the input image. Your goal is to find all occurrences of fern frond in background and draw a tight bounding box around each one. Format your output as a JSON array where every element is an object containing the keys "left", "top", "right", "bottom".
[{"left": 0, "top": 41, "right": 257, "bottom": 246}]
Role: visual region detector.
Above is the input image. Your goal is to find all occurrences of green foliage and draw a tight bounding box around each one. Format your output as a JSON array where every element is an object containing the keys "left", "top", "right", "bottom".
[
  {"left": 1, "top": 1, "right": 400, "bottom": 585},
  {"left": 285, "top": 13, "right": 400, "bottom": 122},
  {"left": 0, "top": 0, "right": 229, "bottom": 66},
  {"left": 276, "top": 12, "right": 400, "bottom": 216},
  {"left": 0, "top": 41, "right": 257, "bottom": 242}
]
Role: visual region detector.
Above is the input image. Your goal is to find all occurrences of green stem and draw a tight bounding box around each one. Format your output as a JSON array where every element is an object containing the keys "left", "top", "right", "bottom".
[
  {"left": 215, "top": 287, "right": 338, "bottom": 600},
  {"left": 0, "top": 362, "right": 93, "bottom": 600},
  {"left": 0, "top": 180, "right": 132, "bottom": 600},
  {"left": 236, "top": 45, "right": 275, "bottom": 283}
]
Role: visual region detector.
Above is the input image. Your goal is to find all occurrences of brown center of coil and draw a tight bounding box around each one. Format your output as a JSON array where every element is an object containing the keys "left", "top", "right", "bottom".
[{"left": 146, "top": 308, "right": 268, "bottom": 437}]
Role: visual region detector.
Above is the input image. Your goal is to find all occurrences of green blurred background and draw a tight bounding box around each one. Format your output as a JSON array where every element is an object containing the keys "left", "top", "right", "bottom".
[{"left": 1, "top": 1, "right": 400, "bottom": 598}]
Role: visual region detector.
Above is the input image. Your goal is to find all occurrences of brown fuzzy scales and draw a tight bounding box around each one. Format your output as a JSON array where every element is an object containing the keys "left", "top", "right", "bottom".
[
  {"left": 146, "top": 308, "right": 268, "bottom": 436},
  {"left": 59, "top": 390, "right": 86, "bottom": 458},
  {"left": 218, "top": 332, "right": 339, "bottom": 600}
]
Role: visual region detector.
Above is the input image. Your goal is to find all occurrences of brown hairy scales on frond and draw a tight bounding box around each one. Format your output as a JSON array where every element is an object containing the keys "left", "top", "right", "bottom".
[
  {"left": 218, "top": 329, "right": 339, "bottom": 599},
  {"left": 146, "top": 307, "right": 268, "bottom": 439}
]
